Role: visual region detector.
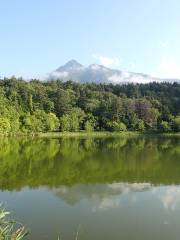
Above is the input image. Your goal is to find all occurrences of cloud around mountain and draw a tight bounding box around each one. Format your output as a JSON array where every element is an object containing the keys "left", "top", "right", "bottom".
[{"left": 47, "top": 59, "right": 179, "bottom": 84}]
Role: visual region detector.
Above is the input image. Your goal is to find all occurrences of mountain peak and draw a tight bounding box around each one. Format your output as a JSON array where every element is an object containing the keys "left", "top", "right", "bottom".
[
  {"left": 65, "top": 59, "right": 83, "bottom": 67},
  {"left": 56, "top": 59, "right": 83, "bottom": 72}
]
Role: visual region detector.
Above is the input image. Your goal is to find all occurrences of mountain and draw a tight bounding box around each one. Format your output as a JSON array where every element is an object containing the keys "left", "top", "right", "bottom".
[
  {"left": 48, "top": 59, "right": 179, "bottom": 84},
  {"left": 55, "top": 59, "right": 84, "bottom": 72}
]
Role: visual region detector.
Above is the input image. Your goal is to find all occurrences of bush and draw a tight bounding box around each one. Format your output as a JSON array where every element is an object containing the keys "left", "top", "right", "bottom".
[
  {"left": 0, "top": 118, "right": 11, "bottom": 133},
  {"left": 107, "top": 121, "right": 127, "bottom": 132},
  {"left": 159, "top": 121, "right": 171, "bottom": 132},
  {"left": 135, "top": 119, "right": 145, "bottom": 132},
  {"left": 172, "top": 116, "right": 180, "bottom": 132},
  {"left": 20, "top": 111, "right": 60, "bottom": 133}
]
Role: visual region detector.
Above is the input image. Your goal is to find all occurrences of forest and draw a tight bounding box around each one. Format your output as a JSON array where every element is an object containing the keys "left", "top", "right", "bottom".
[{"left": 0, "top": 77, "right": 179, "bottom": 134}]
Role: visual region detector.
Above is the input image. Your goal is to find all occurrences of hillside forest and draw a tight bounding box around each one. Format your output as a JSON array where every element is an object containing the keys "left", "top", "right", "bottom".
[{"left": 0, "top": 77, "right": 179, "bottom": 134}]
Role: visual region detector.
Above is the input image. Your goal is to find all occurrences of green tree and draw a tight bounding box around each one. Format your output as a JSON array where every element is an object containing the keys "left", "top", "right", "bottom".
[
  {"left": 83, "top": 113, "right": 97, "bottom": 132},
  {"left": 60, "top": 108, "right": 85, "bottom": 132},
  {"left": 159, "top": 121, "right": 171, "bottom": 132},
  {"left": 20, "top": 110, "right": 59, "bottom": 132},
  {"left": 107, "top": 121, "right": 127, "bottom": 132},
  {"left": 54, "top": 89, "right": 74, "bottom": 117},
  {"left": 172, "top": 116, "right": 180, "bottom": 132},
  {"left": 59, "top": 114, "right": 70, "bottom": 132},
  {"left": 0, "top": 118, "right": 11, "bottom": 133},
  {"left": 46, "top": 113, "right": 60, "bottom": 131},
  {"left": 135, "top": 119, "right": 145, "bottom": 132}
]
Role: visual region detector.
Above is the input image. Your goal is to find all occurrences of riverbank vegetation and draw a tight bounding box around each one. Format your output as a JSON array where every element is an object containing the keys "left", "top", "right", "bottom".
[
  {"left": 0, "top": 77, "right": 179, "bottom": 134},
  {"left": 0, "top": 206, "right": 27, "bottom": 239}
]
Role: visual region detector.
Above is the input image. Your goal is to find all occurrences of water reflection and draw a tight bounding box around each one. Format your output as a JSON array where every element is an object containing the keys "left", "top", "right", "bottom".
[
  {"left": 51, "top": 182, "right": 152, "bottom": 211},
  {"left": 161, "top": 187, "right": 180, "bottom": 211},
  {"left": 51, "top": 182, "right": 152, "bottom": 205},
  {"left": 50, "top": 182, "right": 180, "bottom": 213},
  {"left": 0, "top": 136, "right": 180, "bottom": 240},
  {"left": 0, "top": 136, "right": 180, "bottom": 190}
]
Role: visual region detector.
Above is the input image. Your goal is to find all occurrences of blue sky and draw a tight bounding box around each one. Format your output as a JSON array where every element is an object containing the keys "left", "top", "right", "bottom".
[{"left": 1, "top": 0, "right": 180, "bottom": 79}]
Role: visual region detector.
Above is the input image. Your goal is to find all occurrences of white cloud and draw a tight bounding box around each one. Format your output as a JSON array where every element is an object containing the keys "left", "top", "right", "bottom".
[
  {"left": 97, "top": 197, "right": 119, "bottom": 210},
  {"left": 108, "top": 72, "right": 155, "bottom": 84},
  {"left": 51, "top": 71, "right": 69, "bottom": 78},
  {"left": 108, "top": 182, "right": 152, "bottom": 193},
  {"left": 92, "top": 54, "right": 121, "bottom": 67},
  {"left": 108, "top": 74, "right": 123, "bottom": 83},
  {"left": 156, "top": 55, "right": 180, "bottom": 79},
  {"left": 89, "top": 64, "right": 102, "bottom": 70},
  {"left": 161, "top": 187, "right": 180, "bottom": 211}
]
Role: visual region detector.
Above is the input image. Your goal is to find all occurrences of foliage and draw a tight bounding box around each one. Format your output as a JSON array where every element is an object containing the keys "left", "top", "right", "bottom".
[
  {"left": 84, "top": 114, "right": 97, "bottom": 132},
  {"left": 107, "top": 121, "right": 127, "bottom": 132},
  {"left": 0, "top": 78, "right": 179, "bottom": 133},
  {"left": 0, "top": 118, "right": 11, "bottom": 133},
  {"left": 172, "top": 116, "right": 180, "bottom": 132},
  {"left": 46, "top": 113, "right": 60, "bottom": 132},
  {"left": 60, "top": 108, "right": 85, "bottom": 132},
  {"left": 159, "top": 121, "right": 171, "bottom": 132},
  {"left": 134, "top": 119, "right": 145, "bottom": 132}
]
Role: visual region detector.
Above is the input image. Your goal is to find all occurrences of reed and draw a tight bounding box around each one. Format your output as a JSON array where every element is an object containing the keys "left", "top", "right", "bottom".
[{"left": 0, "top": 206, "right": 28, "bottom": 240}]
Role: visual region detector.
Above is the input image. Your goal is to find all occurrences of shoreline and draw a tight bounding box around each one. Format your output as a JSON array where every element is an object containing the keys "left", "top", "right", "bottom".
[{"left": 0, "top": 131, "right": 180, "bottom": 138}]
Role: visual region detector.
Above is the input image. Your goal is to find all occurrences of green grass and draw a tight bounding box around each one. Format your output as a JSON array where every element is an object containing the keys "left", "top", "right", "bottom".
[
  {"left": 0, "top": 130, "right": 180, "bottom": 139},
  {"left": 0, "top": 206, "right": 80, "bottom": 239},
  {"left": 37, "top": 130, "right": 141, "bottom": 138},
  {"left": 0, "top": 206, "right": 28, "bottom": 240},
  {"left": 35, "top": 131, "right": 180, "bottom": 139}
]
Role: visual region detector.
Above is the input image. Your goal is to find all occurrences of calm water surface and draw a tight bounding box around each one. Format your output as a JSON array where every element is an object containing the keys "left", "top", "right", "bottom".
[{"left": 0, "top": 136, "right": 180, "bottom": 240}]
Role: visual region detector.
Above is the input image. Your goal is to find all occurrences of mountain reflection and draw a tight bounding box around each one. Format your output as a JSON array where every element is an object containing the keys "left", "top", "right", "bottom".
[
  {"left": 50, "top": 183, "right": 180, "bottom": 212},
  {"left": 51, "top": 182, "right": 152, "bottom": 206},
  {"left": 0, "top": 136, "right": 180, "bottom": 190}
]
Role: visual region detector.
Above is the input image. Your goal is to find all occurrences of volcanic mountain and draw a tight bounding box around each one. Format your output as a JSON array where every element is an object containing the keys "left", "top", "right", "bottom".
[{"left": 48, "top": 59, "right": 179, "bottom": 84}]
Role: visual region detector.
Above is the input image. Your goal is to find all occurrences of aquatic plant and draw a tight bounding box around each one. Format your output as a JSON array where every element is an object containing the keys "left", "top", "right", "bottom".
[{"left": 0, "top": 206, "right": 28, "bottom": 240}]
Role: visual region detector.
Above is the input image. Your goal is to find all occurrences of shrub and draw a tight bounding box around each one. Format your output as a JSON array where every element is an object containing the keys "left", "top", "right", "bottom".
[
  {"left": 172, "top": 116, "right": 180, "bottom": 132},
  {"left": 107, "top": 121, "right": 127, "bottom": 132},
  {"left": 0, "top": 118, "right": 11, "bottom": 133},
  {"left": 135, "top": 119, "right": 145, "bottom": 132},
  {"left": 159, "top": 120, "right": 171, "bottom": 132}
]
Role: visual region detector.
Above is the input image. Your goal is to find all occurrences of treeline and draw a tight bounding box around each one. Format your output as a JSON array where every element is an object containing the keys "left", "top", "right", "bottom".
[{"left": 0, "top": 77, "right": 179, "bottom": 133}]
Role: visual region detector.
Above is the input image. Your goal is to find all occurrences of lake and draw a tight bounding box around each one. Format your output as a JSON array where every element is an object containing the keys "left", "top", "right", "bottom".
[{"left": 0, "top": 136, "right": 180, "bottom": 240}]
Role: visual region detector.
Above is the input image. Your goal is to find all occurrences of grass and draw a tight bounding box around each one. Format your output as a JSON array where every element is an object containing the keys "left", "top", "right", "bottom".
[
  {"left": 0, "top": 130, "right": 180, "bottom": 139},
  {"left": 0, "top": 206, "right": 81, "bottom": 240},
  {"left": 0, "top": 206, "right": 28, "bottom": 240},
  {"left": 36, "top": 131, "right": 180, "bottom": 139},
  {"left": 37, "top": 131, "right": 141, "bottom": 138}
]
